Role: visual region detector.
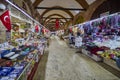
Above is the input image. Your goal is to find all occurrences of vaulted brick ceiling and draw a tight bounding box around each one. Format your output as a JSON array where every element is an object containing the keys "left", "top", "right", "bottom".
[
  {"left": 31, "top": 0, "right": 96, "bottom": 16},
  {"left": 31, "top": 0, "right": 96, "bottom": 29}
]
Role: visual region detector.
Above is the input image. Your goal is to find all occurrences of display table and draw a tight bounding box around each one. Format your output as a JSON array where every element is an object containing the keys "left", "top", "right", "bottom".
[
  {"left": 103, "top": 58, "right": 120, "bottom": 71},
  {"left": 82, "top": 49, "right": 103, "bottom": 61}
]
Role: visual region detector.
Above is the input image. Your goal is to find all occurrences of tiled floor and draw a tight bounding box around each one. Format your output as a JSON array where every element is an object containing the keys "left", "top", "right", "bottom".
[{"left": 34, "top": 36, "right": 120, "bottom": 80}]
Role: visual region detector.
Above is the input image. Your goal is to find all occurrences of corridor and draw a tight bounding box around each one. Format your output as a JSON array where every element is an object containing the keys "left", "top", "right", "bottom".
[{"left": 43, "top": 36, "right": 120, "bottom": 80}]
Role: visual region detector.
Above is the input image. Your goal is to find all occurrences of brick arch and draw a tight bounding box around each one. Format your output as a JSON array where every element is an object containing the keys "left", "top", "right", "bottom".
[
  {"left": 44, "top": 18, "right": 65, "bottom": 27},
  {"left": 44, "top": 14, "right": 68, "bottom": 23},
  {"left": 33, "top": 0, "right": 89, "bottom": 9},
  {"left": 73, "top": 0, "right": 106, "bottom": 23},
  {"left": 73, "top": 12, "right": 85, "bottom": 25},
  {"left": 91, "top": 0, "right": 120, "bottom": 19},
  {"left": 41, "top": 6, "right": 74, "bottom": 18},
  {"left": 84, "top": 0, "right": 106, "bottom": 21},
  {"left": 24, "top": 0, "right": 33, "bottom": 15}
]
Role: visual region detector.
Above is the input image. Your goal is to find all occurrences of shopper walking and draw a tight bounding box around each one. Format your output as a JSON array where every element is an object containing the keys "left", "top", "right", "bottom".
[{"left": 69, "top": 32, "right": 74, "bottom": 47}]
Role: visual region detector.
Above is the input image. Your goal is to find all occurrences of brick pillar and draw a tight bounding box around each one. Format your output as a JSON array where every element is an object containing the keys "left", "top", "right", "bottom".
[{"left": 84, "top": 0, "right": 106, "bottom": 21}]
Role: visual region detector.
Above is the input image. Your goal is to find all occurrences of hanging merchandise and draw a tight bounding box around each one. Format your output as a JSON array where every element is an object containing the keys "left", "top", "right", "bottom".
[
  {"left": 117, "top": 15, "right": 120, "bottom": 27},
  {"left": 106, "top": 16, "right": 112, "bottom": 26},
  {"left": 99, "top": 18, "right": 105, "bottom": 30},
  {"left": 78, "top": 24, "right": 84, "bottom": 35},
  {"left": 110, "top": 15, "right": 117, "bottom": 28},
  {"left": 83, "top": 22, "right": 92, "bottom": 35},
  {"left": 102, "top": 17, "right": 107, "bottom": 26},
  {"left": 0, "top": 10, "right": 11, "bottom": 31}
]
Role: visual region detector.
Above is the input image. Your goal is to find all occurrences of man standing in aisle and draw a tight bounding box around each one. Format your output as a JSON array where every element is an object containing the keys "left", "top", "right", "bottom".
[
  {"left": 75, "top": 32, "right": 83, "bottom": 53},
  {"left": 68, "top": 31, "right": 74, "bottom": 47}
]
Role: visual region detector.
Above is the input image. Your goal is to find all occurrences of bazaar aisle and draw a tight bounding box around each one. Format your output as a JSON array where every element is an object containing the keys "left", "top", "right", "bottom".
[{"left": 44, "top": 36, "right": 120, "bottom": 80}]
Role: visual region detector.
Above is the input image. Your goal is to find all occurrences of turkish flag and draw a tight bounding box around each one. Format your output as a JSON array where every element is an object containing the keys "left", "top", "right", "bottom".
[
  {"left": 0, "top": 10, "right": 11, "bottom": 31},
  {"left": 35, "top": 25, "right": 39, "bottom": 32},
  {"left": 55, "top": 19, "right": 59, "bottom": 29}
]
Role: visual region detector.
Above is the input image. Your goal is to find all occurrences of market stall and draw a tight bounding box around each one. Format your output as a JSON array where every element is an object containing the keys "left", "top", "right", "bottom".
[
  {"left": 0, "top": 1, "right": 48, "bottom": 80},
  {"left": 70, "top": 12, "right": 120, "bottom": 71},
  {"left": 0, "top": 36, "right": 46, "bottom": 80}
]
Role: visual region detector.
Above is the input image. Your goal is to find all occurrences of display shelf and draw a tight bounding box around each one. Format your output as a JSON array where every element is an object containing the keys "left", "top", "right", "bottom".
[
  {"left": 82, "top": 49, "right": 103, "bottom": 61},
  {"left": 16, "top": 47, "right": 44, "bottom": 80},
  {"left": 103, "top": 58, "right": 120, "bottom": 71},
  {"left": 27, "top": 60, "right": 39, "bottom": 80},
  {"left": 0, "top": 47, "right": 40, "bottom": 80},
  {"left": 16, "top": 62, "right": 30, "bottom": 80},
  {"left": 0, "top": 36, "right": 46, "bottom": 80},
  {"left": 17, "top": 52, "right": 37, "bottom": 80},
  {"left": 27, "top": 51, "right": 44, "bottom": 80}
]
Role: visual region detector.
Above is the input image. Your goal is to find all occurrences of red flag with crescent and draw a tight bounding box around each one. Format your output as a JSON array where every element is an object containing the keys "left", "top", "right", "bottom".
[
  {"left": 0, "top": 10, "right": 11, "bottom": 31},
  {"left": 55, "top": 19, "right": 59, "bottom": 29},
  {"left": 35, "top": 25, "right": 39, "bottom": 32}
]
